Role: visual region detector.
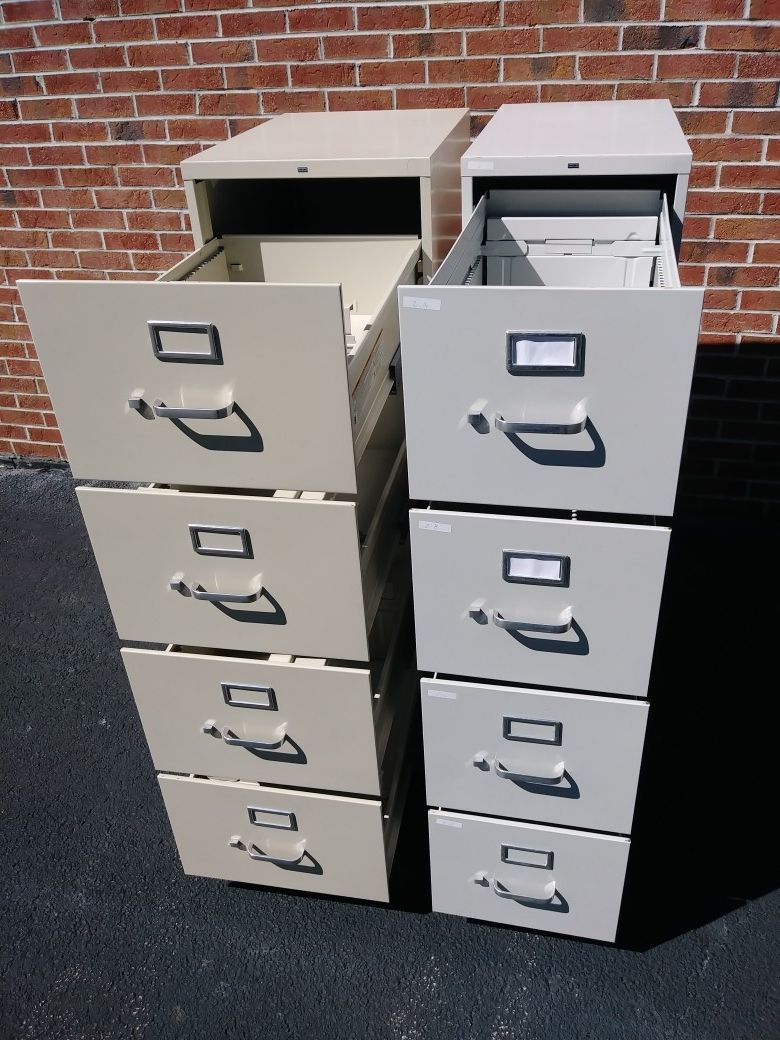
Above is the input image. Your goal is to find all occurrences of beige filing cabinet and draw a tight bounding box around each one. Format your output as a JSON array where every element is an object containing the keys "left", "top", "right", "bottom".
[
  {"left": 20, "top": 108, "right": 470, "bottom": 904},
  {"left": 400, "top": 101, "right": 703, "bottom": 941}
]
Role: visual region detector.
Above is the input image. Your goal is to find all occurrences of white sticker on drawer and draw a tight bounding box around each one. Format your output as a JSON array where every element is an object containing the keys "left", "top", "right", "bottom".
[
  {"left": 418, "top": 520, "right": 451, "bottom": 533},
  {"left": 467, "top": 160, "right": 494, "bottom": 170},
  {"left": 402, "top": 296, "right": 441, "bottom": 311},
  {"left": 427, "top": 689, "right": 457, "bottom": 699},
  {"left": 436, "top": 818, "right": 463, "bottom": 828}
]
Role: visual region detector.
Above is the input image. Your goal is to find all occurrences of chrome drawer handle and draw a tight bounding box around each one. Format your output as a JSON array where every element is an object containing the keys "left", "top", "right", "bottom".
[
  {"left": 491, "top": 877, "right": 557, "bottom": 906},
  {"left": 492, "top": 609, "right": 573, "bottom": 635},
  {"left": 494, "top": 758, "right": 565, "bottom": 786},
  {"left": 169, "top": 574, "right": 264, "bottom": 603},
  {"left": 127, "top": 393, "right": 234, "bottom": 420},
  {"left": 201, "top": 719, "right": 287, "bottom": 750},
  {"left": 495, "top": 414, "right": 586, "bottom": 436},
  {"left": 229, "top": 835, "right": 306, "bottom": 867},
  {"left": 153, "top": 398, "right": 234, "bottom": 420}
]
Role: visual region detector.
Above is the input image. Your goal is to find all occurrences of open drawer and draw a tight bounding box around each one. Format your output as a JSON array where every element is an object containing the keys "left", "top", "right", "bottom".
[
  {"left": 122, "top": 577, "right": 415, "bottom": 797},
  {"left": 19, "top": 233, "right": 419, "bottom": 494},
  {"left": 77, "top": 399, "right": 408, "bottom": 662},
  {"left": 400, "top": 194, "right": 704, "bottom": 515}
]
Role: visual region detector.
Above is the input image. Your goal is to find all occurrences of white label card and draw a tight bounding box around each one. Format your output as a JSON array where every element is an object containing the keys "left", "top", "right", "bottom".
[
  {"left": 436, "top": 819, "right": 463, "bottom": 828},
  {"left": 402, "top": 296, "right": 441, "bottom": 311},
  {"left": 418, "top": 520, "right": 451, "bottom": 533},
  {"left": 427, "top": 689, "right": 457, "bottom": 700}
]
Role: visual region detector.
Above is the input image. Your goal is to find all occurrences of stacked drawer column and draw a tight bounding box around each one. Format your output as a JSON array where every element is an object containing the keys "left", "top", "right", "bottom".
[{"left": 400, "top": 100, "right": 704, "bottom": 941}]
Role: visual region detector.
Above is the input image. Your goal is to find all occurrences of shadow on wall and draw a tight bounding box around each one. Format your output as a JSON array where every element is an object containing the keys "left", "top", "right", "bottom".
[{"left": 618, "top": 514, "right": 779, "bottom": 951}]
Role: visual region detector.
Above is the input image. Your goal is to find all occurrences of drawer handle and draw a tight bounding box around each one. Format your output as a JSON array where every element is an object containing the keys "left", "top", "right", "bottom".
[
  {"left": 128, "top": 394, "right": 235, "bottom": 420},
  {"left": 152, "top": 398, "right": 234, "bottom": 420},
  {"left": 495, "top": 414, "right": 586, "bottom": 436},
  {"left": 229, "top": 835, "right": 306, "bottom": 867},
  {"left": 490, "top": 876, "right": 557, "bottom": 907},
  {"left": 492, "top": 609, "right": 573, "bottom": 635},
  {"left": 202, "top": 718, "right": 287, "bottom": 750},
  {"left": 494, "top": 758, "right": 565, "bottom": 786},
  {"left": 169, "top": 573, "right": 264, "bottom": 603}
]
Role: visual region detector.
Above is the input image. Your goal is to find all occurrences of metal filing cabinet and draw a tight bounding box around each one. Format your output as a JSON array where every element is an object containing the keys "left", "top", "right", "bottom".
[
  {"left": 20, "top": 108, "right": 470, "bottom": 904},
  {"left": 400, "top": 101, "right": 703, "bottom": 940}
]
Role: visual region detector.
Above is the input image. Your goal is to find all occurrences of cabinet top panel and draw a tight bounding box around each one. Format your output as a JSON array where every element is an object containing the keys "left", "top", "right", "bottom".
[
  {"left": 183, "top": 108, "right": 470, "bottom": 180},
  {"left": 462, "top": 100, "right": 691, "bottom": 179}
]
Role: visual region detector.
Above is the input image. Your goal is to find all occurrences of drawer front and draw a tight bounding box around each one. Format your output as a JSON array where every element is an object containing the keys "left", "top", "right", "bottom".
[
  {"left": 429, "top": 810, "right": 630, "bottom": 942},
  {"left": 160, "top": 775, "right": 390, "bottom": 902},
  {"left": 422, "top": 678, "right": 648, "bottom": 833},
  {"left": 78, "top": 486, "right": 370, "bottom": 660},
  {"left": 410, "top": 510, "right": 669, "bottom": 696},
  {"left": 19, "top": 279, "right": 359, "bottom": 493},
  {"left": 401, "top": 284, "right": 703, "bottom": 514},
  {"left": 124, "top": 648, "right": 382, "bottom": 795}
]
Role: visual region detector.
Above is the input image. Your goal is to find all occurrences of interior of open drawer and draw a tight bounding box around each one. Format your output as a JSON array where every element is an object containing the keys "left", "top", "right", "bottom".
[
  {"left": 438, "top": 192, "right": 679, "bottom": 290},
  {"left": 160, "top": 234, "right": 420, "bottom": 357}
]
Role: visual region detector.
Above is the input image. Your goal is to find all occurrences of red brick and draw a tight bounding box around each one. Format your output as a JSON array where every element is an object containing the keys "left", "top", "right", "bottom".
[
  {"left": 28, "top": 249, "right": 80, "bottom": 268},
  {"left": 466, "top": 29, "right": 539, "bottom": 54},
  {"left": 12, "top": 441, "right": 61, "bottom": 459},
  {"left": 742, "top": 290, "right": 780, "bottom": 311},
  {"left": 128, "top": 43, "right": 189, "bottom": 67},
  {"left": 396, "top": 86, "right": 466, "bottom": 108},
  {"left": 656, "top": 53, "right": 736, "bottom": 79},
  {"left": 124, "top": 0, "right": 178, "bottom": 11},
  {"left": 142, "top": 142, "right": 200, "bottom": 163},
  {"left": 13, "top": 49, "right": 68, "bottom": 72},
  {"left": 0, "top": 188, "right": 38, "bottom": 207},
  {"left": 738, "top": 54, "right": 780, "bottom": 79},
  {"left": 324, "top": 35, "right": 390, "bottom": 59},
  {"left": 754, "top": 244, "right": 780, "bottom": 263},
  {"left": 707, "top": 25, "right": 780, "bottom": 50},
  {"left": 258, "top": 37, "right": 321, "bottom": 63},
  {"left": 504, "top": 55, "right": 574, "bottom": 79},
  {"left": 6, "top": 357, "right": 42, "bottom": 376},
  {"left": 0, "top": 26, "right": 35, "bottom": 49},
  {"left": 50, "top": 230, "right": 102, "bottom": 249},
  {"left": 77, "top": 250, "right": 132, "bottom": 270},
  {"left": 678, "top": 111, "right": 728, "bottom": 135},
  {"left": 328, "top": 89, "right": 394, "bottom": 111},
  {"left": 357, "top": 5, "right": 423, "bottom": 30},
  {"left": 61, "top": 166, "right": 117, "bottom": 187},
  {"left": 291, "top": 62, "right": 356, "bottom": 88},
  {"left": 60, "top": 0, "right": 117, "bottom": 15},
  {"left": 687, "top": 191, "right": 760, "bottom": 215},
  {"left": 700, "top": 81, "right": 779, "bottom": 108},
  {"left": 0, "top": 75, "right": 42, "bottom": 97},
  {"left": 85, "top": 143, "right": 144, "bottom": 164},
  {"left": 719, "top": 165, "right": 780, "bottom": 189},
  {"left": 2, "top": 1, "right": 55, "bottom": 19},
  {"left": 77, "top": 95, "right": 135, "bottom": 119},
  {"left": 103, "top": 231, "right": 159, "bottom": 250},
  {"left": 543, "top": 82, "right": 615, "bottom": 101},
  {"left": 750, "top": 0, "right": 780, "bottom": 14},
  {"left": 28, "top": 145, "right": 85, "bottom": 166},
  {"left": 430, "top": 2, "right": 499, "bottom": 28},
  {"left": 16, "top": 394, "right": 53, "bottom": 411},
  {"left": 580, "top": 54, "right": 653, "bottom": 79},
  {"left": 665, "top": 0, "right": 742, "bottom": 16},
  {"left": 162, "top": 67, "right": 225, "bottom": 91},
  {"left": 220, "top": 11, "right": 286, "bottom": 35},
  {"left": 27, "top": 426, "right": 63, "bottom": 444},
  {"left": 132, "top": 250, "right": 186, "bottom": 271},
  {"left": 8, "top": 169, "right": 61, "bottom": 189},
  {"left": 261, "top": 91, "right": 326, "bottom": 115},
  {"left": 505, "top": 0, "right": 580, "bottom": 23},
  {"left": 159, "top": 232, "right": 195, "bottom": 251},
  {"left": 394, "top": 32, "right": 462, "bottom": 58},
  {"left": 617, "top": 82, "right": 694, "bottom": 106},
  {"left": 679, "top": 240, "right": 749, "bottom": 263},
  {"left": 770, "top": 140, "right": 780, "bottom": 162},
  {"left": 155, "top": 14, "right": 218, "bottom": 38},
  {"left": 197, "top": 92, "right": 260, "bottom": 116},
  {"left": 290, "top": 6, "right": 354, "bottom": 31},
  {"left": 94, "top": 187, "right": 152, "bottom": 209},
  {"left": 702, "top": 310, "right": 773, "bottom": 334},
  {"left": 53, "top": 121, "right": 110, "bottom": 143},
  {"left": 69, "top": 46, "right": 126, "bottom": 70},
  {"left": 225, "top": 66, "right": 288, "bottom": 90},
  {"left": 692, "top": 138, "right": 763, "bottom": 163},
  {"left": 136, "top": 93, "right": 195, "bottom": 116},
  {"left": 682, "top": 216, "right": 711, "bottom": 237},
  {"left": 715, "top": 217, "right": 780, "bottom": 240},
  {"left": 359, "top": 60, "right": 424, "bottom": 86},
  {"left": 733, "top": 112, "right": 780, "bottom": 137},
  {"left": 468, "top": 84, "right": 538, "bottom": 108},
  {"left": 432, "top": 58, "right": 499, "bottom": 82},
  {"left": 0, "top": 407, "right": 46, "bottom": 425},
  {"left": 101, "top": 70, "right": 161, "bottom": 93},
  {"left": 763, "top": 194, "right": 780, "bottom": 216},
  {"left": 118, "top": 165, "right": 176, "bottom": 187},
  {"left": 93, "top": 18, "right": 154, "bottom": 42},
  {"left": 42, "top": 72, "right": 101, "bottom": 95},
  {"left": 167, "top": 117, "right": 227, "bottom": 141},
  {"left": 71, "top": 209, "right": 125, "bottom": 229}
]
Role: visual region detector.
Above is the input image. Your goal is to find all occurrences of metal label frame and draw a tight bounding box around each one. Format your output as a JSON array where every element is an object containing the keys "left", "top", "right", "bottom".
[
  {"left": 502, "top": 551, "right": 571, "bottom": 588},
  {"left": 502, "top": 715, "right": 563, "bottom": 747},
  {"left": 189, "top": 524, "right": 252, "bottom": 559},
  {"left": 506, "top": 331, "right": 585, "bottom": 376},
  {"left": 221, "top": 682, "right": 277, "bottom": 711},
  {"left": 247, "top": 807, "right": 297, "bottom": 831},
  {"left": 149, "top": 320, "right": 223, "bottom": 364},
  {"left": 501, "top": 845, "right": 554, "bottom": 871}
]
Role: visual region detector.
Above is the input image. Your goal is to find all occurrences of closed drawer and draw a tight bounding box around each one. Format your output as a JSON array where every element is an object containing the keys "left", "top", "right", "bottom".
[
  {"left": 422, "top": 678, "right": 648, "bottom": 833},
  {"left": 159, "top": 775, "right": 398, "bottom": 902},
  {"left": 429, "top": 810, "right": 630, "bottom": 942},
  {"left": 19, "top": 234, "right": 419, "bottom": 494},
  {"left": 410, "top": 508, "right": 669, "bottom": 697},
  {"left": 78, "top": 444, "right": 405, "bottom": 662},
  {"left": 401, "top": 197, "right": 704, "bottom": 514},
  {"left": 122, "top": 593, "right": 414, "bottom": 796}
]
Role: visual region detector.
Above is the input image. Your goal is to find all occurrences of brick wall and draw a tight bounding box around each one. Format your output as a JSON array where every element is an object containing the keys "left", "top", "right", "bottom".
[{"left": 1, "top": 0, "right": 778, "bottom": 518}]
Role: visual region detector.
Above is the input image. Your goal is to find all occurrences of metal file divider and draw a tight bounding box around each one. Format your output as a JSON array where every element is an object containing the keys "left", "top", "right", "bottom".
[
  {"left": 400, "top": 101, "right": 704, "bottom": 941},
  {"left": 19, "top": 109, "right": 472, "bottom": 904}
]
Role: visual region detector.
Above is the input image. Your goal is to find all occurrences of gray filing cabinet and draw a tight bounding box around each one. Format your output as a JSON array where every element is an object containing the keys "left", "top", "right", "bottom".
[
  {"left": 400, "top": 101, "right": 704, "bottom": 941},
  {"left": 20, "top": 108, "right": 470, "bottom": 904}
]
